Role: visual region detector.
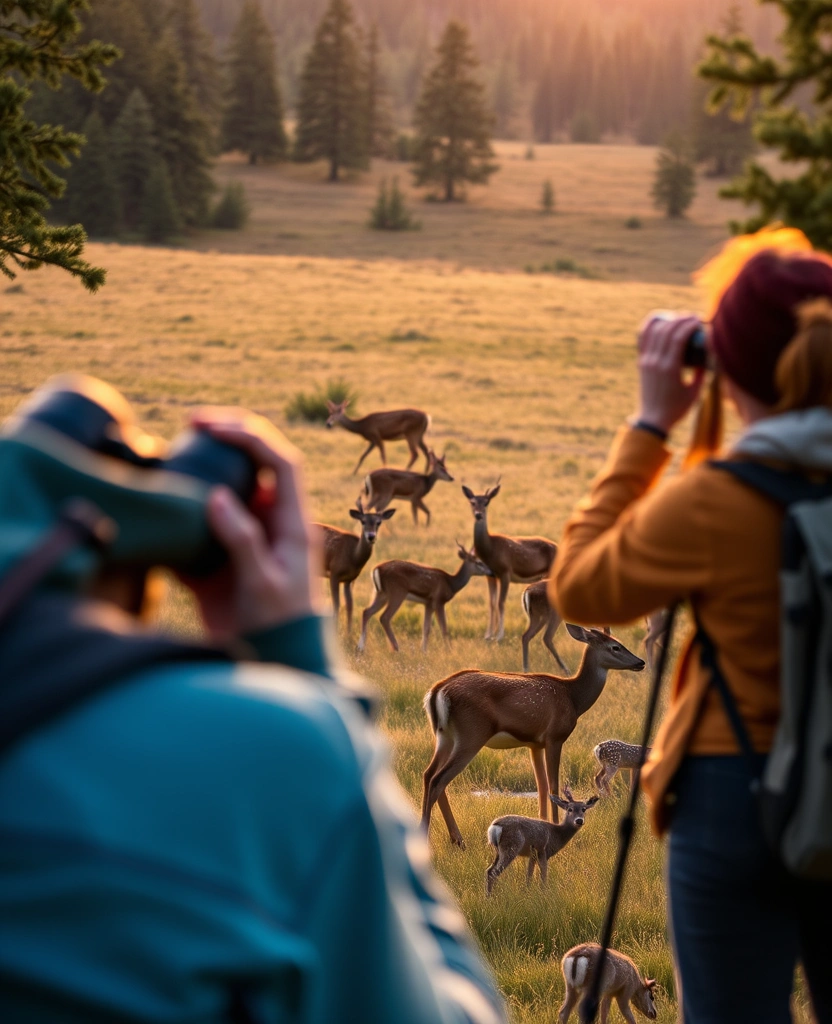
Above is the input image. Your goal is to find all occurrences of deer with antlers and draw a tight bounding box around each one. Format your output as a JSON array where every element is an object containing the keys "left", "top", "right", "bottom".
[
  {"left": 485, "top": 785, "right": 599, "bottom": 895},
  {"left": 420, "top": 624, "right": 645, "bottom": 848},
  {"left": 357, "top": 544, "right": 493, "bottom": 653},
  {"left": 521, "top": 580, "right": 566, "bottom": 672},
  {"left": 462, "top": 483, "right": 557, "bottom": 641},
  {"left": 363, "top": 450, "right": 453, "bottom": 526},
  {"left": 315, "top": 500, "right": 395, "bottom": 632},
  {"left": 325, "top": 400, "right": 431, "bottom": 474}
]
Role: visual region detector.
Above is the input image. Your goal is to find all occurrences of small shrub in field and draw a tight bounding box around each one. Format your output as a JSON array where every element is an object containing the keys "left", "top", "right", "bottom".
[
  {"left": 211, "top": 182, "right": 250, "bottom": 229},
  {"left": 535, "top": 257, "right": 597, "bottom": 279},
  {"left": 652, "top": 131, "right": 696, "bottom": 218},
  {"left": 285, "top": 378, "right": 357, "bottom": 424},
  {"left": 540, "top": 178, "right": 555, "bottom": 214},
  {"left": 395, "top": 133, "right": 415, "bottom": 162},
  {"left": 369, "top": 178, "right": 420, "bottom": 231},
  {"left": 525, "top": 144, "right": 535, "bottom": 160},
  {"left": 625, "top": 216, "right": 642, "bottom": 229}
]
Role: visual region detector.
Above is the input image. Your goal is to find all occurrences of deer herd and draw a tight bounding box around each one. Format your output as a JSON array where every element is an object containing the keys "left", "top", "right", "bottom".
[{"left": 321, "top": 399, "right": 663, "bottom": 1018}]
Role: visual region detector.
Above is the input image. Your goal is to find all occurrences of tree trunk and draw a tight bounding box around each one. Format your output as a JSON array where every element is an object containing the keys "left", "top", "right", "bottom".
[
  {"left": 329, "top": 156, "right": 339, "bottom": 182},
  {"left": 249, "top": 153, "right": 257, "bottom": 166},
  {"left": 445, "top": 175, "right": 454, "bottom": 202}
]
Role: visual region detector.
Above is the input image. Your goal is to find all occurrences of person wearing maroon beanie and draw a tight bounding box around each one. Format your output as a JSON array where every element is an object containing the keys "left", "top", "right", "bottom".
[
  {"left": 550, "top": 232, "right": 832, "bottom": 1024},
  {"left": 710, "top": 249, "right": 832, "bottom": 405}
]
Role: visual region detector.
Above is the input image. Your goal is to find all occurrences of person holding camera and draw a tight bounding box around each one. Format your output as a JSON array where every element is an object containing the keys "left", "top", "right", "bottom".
[
  {"left": 0, "top": 377, "right": 506, "bottom": 1024},
  {"left": 550, "top": 230, "right": 832, "bottom": 1023}
]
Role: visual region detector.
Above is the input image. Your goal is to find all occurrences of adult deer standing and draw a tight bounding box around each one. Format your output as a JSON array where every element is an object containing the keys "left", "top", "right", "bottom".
[
  {"left": 315, "top": 500, "right": 395, "bottom": 632},
  {"left": 485, "top": 785, "right": 599, "bottom": 895},
  {"left": 326, "top": 400, "right": 431, "bottom": 474},
  {"left": 363, "top": 450, "right": 453, "bottom": 526},
  {"left": 421, "top": 625, "right": 644, "bottom": 848},
  {"left": 462, "top": 483, "right": 557, "bottom": 640},
  {"left": 558, "top": 944, "right": 657, "bottom": 1024},
  {"left": 357, "top": 544, "right": 492, "bottom": 653},
  {"left": 521, "top": 580, "right": 566, "bottom": 671}
]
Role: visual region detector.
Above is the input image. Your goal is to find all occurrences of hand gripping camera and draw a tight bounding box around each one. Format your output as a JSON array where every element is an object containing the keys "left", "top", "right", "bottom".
[{"left": 0, "top": 375, "right": 258, "bottom": 587}]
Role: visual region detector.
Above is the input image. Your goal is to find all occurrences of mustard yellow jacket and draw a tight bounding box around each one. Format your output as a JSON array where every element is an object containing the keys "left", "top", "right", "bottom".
[{"left": 550, "top": 426, "right": 783, "bottom": 834}]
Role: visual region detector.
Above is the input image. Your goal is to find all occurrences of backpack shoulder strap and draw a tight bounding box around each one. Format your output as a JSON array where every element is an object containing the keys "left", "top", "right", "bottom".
[{"left": 710, "top": 459, "right": 832, "bottom": 506}]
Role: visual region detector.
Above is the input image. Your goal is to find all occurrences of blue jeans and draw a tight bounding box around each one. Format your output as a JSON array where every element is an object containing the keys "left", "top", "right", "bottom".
[{"left": 667, "top": 756, "right": 832, "bottom": 1024}]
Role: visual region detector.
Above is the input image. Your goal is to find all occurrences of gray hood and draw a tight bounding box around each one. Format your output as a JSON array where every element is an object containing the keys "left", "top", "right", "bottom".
[{"left": 731, "top": 408, "right": 832, "bottom": 473}]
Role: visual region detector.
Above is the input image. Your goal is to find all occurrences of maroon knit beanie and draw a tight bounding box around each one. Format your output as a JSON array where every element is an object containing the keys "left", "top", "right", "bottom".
[{"left": 710, "top": 249, "right": 832, "bottom": 405}]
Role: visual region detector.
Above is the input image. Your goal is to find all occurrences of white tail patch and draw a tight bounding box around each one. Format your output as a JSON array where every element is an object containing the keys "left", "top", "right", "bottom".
[
  {"left": 372, "top": 567, "right": 381, "bottom": 593},
  {"left": 487, "top": 824, "right": 502, "bottom": 847},
  {"left": 433, "top": 690, "right": 451, "bottom": 732},
  {"left": 564, "top": 955, "right": 589, "bottom": 987},
  {"left": 592, "top": 743, "right": 602, "bottom": 760},
  {"left": 522, "top": 588, "right": 530, "bottom": 616},
  {"left": 363, "top": 475, "right": 373, "bottom": 502}
]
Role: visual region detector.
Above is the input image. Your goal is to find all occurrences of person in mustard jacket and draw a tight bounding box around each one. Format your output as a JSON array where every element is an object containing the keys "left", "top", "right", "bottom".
[
  {"left": 550, "top": 230, "right": 832, "bottom": 1024},
  {"left": 0, "top": 388, "right": 507, "bottom": 1024}
]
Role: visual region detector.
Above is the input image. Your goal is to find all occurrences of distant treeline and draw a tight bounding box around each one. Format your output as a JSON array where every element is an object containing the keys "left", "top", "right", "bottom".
[{"left": 197, "top": 0, "right": 780, "bottom": 141}]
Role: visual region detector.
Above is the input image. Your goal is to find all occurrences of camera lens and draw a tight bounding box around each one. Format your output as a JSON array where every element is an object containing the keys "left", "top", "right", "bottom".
[
  {"left": 683, "top": 327, "right": 708, "bottom": 368},
  {"left": 165, "top": 430, "right": 257, "bottom": 505}
]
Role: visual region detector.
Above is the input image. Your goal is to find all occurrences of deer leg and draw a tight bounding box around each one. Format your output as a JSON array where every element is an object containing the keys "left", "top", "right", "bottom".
[
  {"left": 494, "top": 574, "right": 510, "bottom": 641},
  {"left": 543, "top": 609, "right": 567, "bottom": 672},
  {"left": 377, "top": 439, "right": 387, "bottom": 465},
  {"left": 353, "top": 440, "right": 377, "bottom": 475},
  {"left": 419, "top": 438, "right": 431, "bottom": 473},
  {"left": 424, "top": 744, "right": 482, "bottom": 848},
  {"left": 538, "top": 853, "right": 549, "bottom": 887},
  {"left": 379, "top": 596, "right": 404, "bottom": 652},
  {"left": 486, "top": 843, "right": 520, "bottom": 895},
  {"left": 525, "top": 851, "right": 536, "bottom": 885},
  {"left": 594, "top": 763, "right": 614, "bottom": 797},
  {"left": 415, "top": 498, "right": 431, "bottom": 527},
  {"left": 343, "top": 581, "right": 354, "bottom": 634},
  {"left": 558, "top": 988, "right": 579, "bottom": 1024},
  {"left": 435, "top": 603, "right": 450, "bottom": 643},
  {"left": 410, "top": 499, "right": 420, "bottom": 526},
  {"left": 544, "top": 740, "right": 563, "bottom": 822},
  {"left": 599, "top": 996, "right": 612, "bottom": 1024},
  {"left": 485, "top": 577, "right": 497, "bottom": 639},
  {"left": 421, "top": 604, "right": 433, "bottom": 652},
  {"left": 616, "top": 998, "right": 637, "bottom": 1024},
  {"left": 530, "top": 747, "right": 549, "bottom": 819},
  {"left": 329, "top": 576, "right": 341, "bottom": 624},
  {"left": 358, "top": 591, "right": 388, "bottom": 652},
  {"left": 521, "top": 615, "right": 544, "bottom": 671},
  {"left": 404, "top": 437, "right": 418, "bottom": 471},
  {"left": 486, "top": 846, "right": 503, "bottom": 896}
]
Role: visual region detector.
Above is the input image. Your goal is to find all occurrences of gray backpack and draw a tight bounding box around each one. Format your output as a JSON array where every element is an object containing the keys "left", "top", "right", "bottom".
[{"left": 700, "top": 461, "right": 832, "bottom": 879}]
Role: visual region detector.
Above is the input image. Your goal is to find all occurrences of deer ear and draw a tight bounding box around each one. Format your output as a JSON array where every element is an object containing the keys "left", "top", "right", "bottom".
[
  {"left": 349, "top": 509, "right": 362, "bottom": 520},
  {"left": 462, "top": 485, "right": 474, "bottom": 499},
  {"left": 326, "top": 400, "right": 336, "bottom": 412},
  {"left": 645, "top": 980, "right": 657, "bottom": 990},
  {"left": 586, "top": 796, "right": 600, "bottom": 808},
  {"left": 381, "top": 508, "right": 396, "bottom": 519},
  {"left": 549, "top": 794, "right": 568, "bottom": 810},
  {"left": 486, "top": 484, "right": 501, "bottom": 501},
  {"left": 565, "top": 623, "right": 592, "bottom": 644}
]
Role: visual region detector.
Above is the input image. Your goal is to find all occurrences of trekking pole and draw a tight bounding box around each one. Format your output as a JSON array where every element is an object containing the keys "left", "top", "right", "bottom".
[{"left": 578, "top": 602, "right": 679, "bottom": 1024}]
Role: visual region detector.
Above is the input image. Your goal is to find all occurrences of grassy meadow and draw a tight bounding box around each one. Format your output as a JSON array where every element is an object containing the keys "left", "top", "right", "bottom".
[{"left": 0, "top": 144, "right": 812, "bottom": 1022}]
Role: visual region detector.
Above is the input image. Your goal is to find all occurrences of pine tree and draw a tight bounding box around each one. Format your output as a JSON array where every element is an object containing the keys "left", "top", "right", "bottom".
[
  {"left": 492, "top": 59, "right": 517, "bottom": 139},
  {"left": 64, "top": 111, "right": 121, "bottom": 236},
  {"left": 168, "top": 0, "right": 222, "bottom": 141},
  {"left": 364, "top": 23, "right": 395, "bottom": 158},
  {"left": 697, "top": 2, "right": 832, "bottom": 241},
  {"left": 412, "top": 21, "right": 498, "bottom": 202},
  {"left": 295, "top": 0, "right": 367, "bottom": 181},
  {"left": 222, "top": 0, "right": 288, "bottom": 164},
  {"left": 541, "top": 179, "right": 555, "bottom": 214},
  {"left": 148, "top": 30, "right": 214, "bottom": 225},
  {"left": 111, "top": 89, "right": 156, "bottom": 231},
  {"left": 142, "top": 158, "right": 181, "bottom": 242},
  {"left": 652, "top": 131, "right": 697, "bottom": 218},
  {"left": 0, "top": 0, "right": 118, "bottom": 288}
]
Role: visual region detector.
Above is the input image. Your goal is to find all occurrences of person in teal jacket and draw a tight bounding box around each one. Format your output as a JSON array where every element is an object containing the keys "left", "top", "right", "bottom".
[{"left": 0, "top": 398, "right": 507, "bottom": 1024}]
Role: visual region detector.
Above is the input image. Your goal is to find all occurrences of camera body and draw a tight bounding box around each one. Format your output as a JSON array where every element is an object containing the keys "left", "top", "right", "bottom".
[{"left": 2, "top": 376, "right": 257, "bottom": 577}]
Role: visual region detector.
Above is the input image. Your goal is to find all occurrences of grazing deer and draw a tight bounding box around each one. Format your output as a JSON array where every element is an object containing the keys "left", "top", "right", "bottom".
[
  {"left": 325, "top": 400, "right": 431, "bottom": 474},
  {"left": 593, "top": 740, "right": 652, "bottom": 797},
  {"left": 421, "top": 624, "right": 645, "bottom": 848},
  {"left": 558, "top": 943, "right": 657, "bottom": 1024},
  {"left": 462, "top": 483, "right": 557, "bottom": 641},
  {"left": 357, "top": 544, "right": 492, "bottom": 653},
  {"left": 485, "top": 784, "right": 599, "bottom": 895},
  {"left": 643, "top": 608, "right": 668, "bottom": 673},
  {"left": 363, "top": 450, "right": 453, "bottom": 526},
  {"left": 316, "top": 500, "right": 395, "bottom": 632},
  {"left": 521, "top": 580, "right": 566, "bottom": 672}
]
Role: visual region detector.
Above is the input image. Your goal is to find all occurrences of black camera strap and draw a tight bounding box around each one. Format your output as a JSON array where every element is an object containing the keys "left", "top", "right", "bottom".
[{"left": 580, "top": 603, "right": 679, "bottom": 1024}]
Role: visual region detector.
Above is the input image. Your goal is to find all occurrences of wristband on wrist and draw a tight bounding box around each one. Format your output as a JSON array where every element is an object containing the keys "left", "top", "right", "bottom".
[{"left": 631, "top": 419, "right": 669, "bottom": 443}]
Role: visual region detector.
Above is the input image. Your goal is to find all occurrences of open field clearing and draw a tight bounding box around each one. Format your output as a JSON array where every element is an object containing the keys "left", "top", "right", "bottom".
[
  {"left": 1, "top": 242, "right": 813, "bottom": 1022},
  {"left": 199, "top": 141, "right": 749, "bottom": 285}
]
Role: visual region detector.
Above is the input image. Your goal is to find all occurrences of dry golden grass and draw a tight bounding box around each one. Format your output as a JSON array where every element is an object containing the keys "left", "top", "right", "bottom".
[{"left": 0, "top": 150, "right": 813, "bottom": 1022}]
